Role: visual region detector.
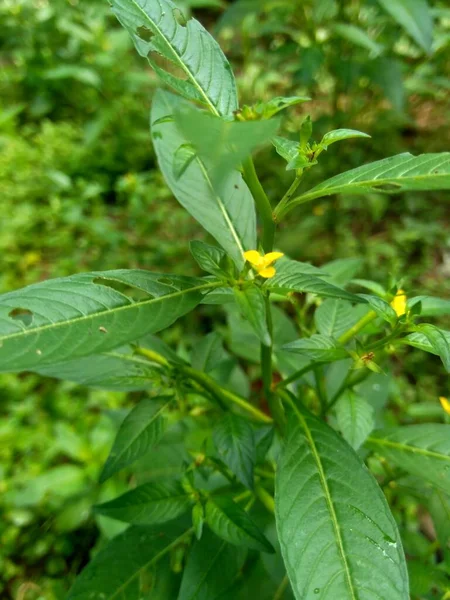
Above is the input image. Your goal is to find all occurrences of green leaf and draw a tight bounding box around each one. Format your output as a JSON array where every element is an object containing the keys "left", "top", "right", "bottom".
[
  {"left": 238, "top": 95, "right": 310, "bottom": 120},
  {"left": 100, "top": 398, "right": 172, "bottom": 482},
  {"left": 376, "top": 0, "right": 433, "bottom": 54},
  {"left": 191, "top": 331, "right": 228, "bottom": 373},
  {"left": 332, "top": 23, "right": 383, "bottom": 56},
  {"left": 109, "top": 0, "right": 238, "bottom": 116},
  {"left": 276, "top": 405, "right": 409, "bottom": 600},
  {"left": 266, "top": 258, "right": 366, "bottom": 303},
  {"left": 403, "top": 328, "right": 450, "bottom": 362},
  {"left": 94, "top": 480, "right": 193, "bottom": 525},
  {"left": 192, "top": 503, "right": 204, "bottom": 540},
  {"left": 67, "top": 521, "right": 190, "bottom": 600},
  {"left": 367, "top": 425, "right": 450, "bottom": 494},
  {"left": 321, "top": 258, "right": 363, "bottom": 286},
  {"left": 315, "top": 299, "right": 360, "bottom": 338},
  {"left": 319, "top": 128, "right": 371, "bottom": 148},
  {"left": 279, "top": 153, "right": 450, "bottom": 215},
  {"left": 0, "top": 270, "right": 209, "bottom": 373},
  {"left": 173, "top": 143, "right": 197, "bottom": 179},
  {"left": 286, "top": 154, "right": 317, "bottom": 172},
  {"left": 178, "top": 529, "right": 245, "bottom": 600},
  {"left": 213, "top": 413, "right": 256, "bottom": 489},
  {"left": 34, "top": 346, "right": 167, "bottom": 391},
  {"left": 360, "top": 294, "right": 398, "bottom": 325},
  {"left": 233, "top": 286, "right": 271, "bottom": 346},
  {"left": 352, "top": 278, "right": 387, "bottom": 297},
  {"left": 407, "top": 296, "right": 450, "bottom": 317},
  {"left": 272, "top": 136, "right": 299, "bottom": 163},
  {"left": 415, "top": 324, "right": 450, "bottom": 371},
  {"left": 205, "top": 495, "right": 274, "bottom": 552},
  {"left": 283, "top": 334, "right": 349, "bottom": 361},
  {"left": 429, "top": 489, "right": 450, "bottom": 551},
  {"left": 190, "top": 240, "right": 227, "bottom": 277},
  {"left": 151, "top": 90, "right": 256, "bottom": 268},
  {"left": 335, "top": 390, "right": 375, "bottom": 450}
]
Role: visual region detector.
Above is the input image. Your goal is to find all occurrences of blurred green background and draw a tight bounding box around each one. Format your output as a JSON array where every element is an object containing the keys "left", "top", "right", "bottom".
[{"left": 1, "top": 0, "right": 449, "bottom": 597}]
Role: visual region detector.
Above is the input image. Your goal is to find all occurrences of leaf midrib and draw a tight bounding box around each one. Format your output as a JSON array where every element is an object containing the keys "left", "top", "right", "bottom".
[
  {"left": 129, "top": 0, "right": 220, "bottom": 116},
  {"left": 367, "top": 436, "right": 450, "bottom": 462},
  {"left": 289, "top": 400, "right": 357, "bottom": 600},
  {"left": 1, "top": 281, "right": 217, "bottom": 343}
]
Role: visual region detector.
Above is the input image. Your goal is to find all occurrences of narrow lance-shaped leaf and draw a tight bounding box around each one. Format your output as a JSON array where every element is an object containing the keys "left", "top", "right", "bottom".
[
  {"left": 213, "top": 413, "right": 256, "bottom": 489},
  {"left": 367, "top": 424, "right": 450, "bottom": 495},
  {"left": 109, "top": 0, "right": 238, "bottom": 116},
  {"left": 276, "top": 402, "right": 409, "bottom": 600},
  {"left": 94, "top": 480, "right": 194, "bottom": 525},
  {"left": 100, "top": 397, "right": 173, "bottom": 482},
  {"left": 67, "top": 521, "right": 190, "bottom": 600},
  {"left": 320, "top": 128, "right": 371, "bottom": 148},
  {"left": 376, "top": 0, "right": 433, "bottom": 54},
  {"left": 0, "top": 269, "right": 211, "bottom": 373},
  {"left": 276, "top": 153, "right": 450, "bottom": 218},
  {"left": 151, "top": 90, "right": 256, "bottom": 268}
]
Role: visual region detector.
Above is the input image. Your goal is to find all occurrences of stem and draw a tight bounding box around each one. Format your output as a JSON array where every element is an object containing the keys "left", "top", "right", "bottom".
[
  {"left": 135, "top": 347, "right": 272, "bottom": 424},
  {"left": 255, "top": 485, "right": 275, "bottom": 514},
  {"left": 242, "top": 156, "right": 275, "bottom": 252},
  {"left": 273, "top": 575, "right": 289, "bottom": 600},
  {"left": 262, "top": 294, "right": 286, "bottom": 431},
  {"left": 337, "top": 310, "right": 377, "bottom": 345},
  {"left": 273, "top": 174, "right": 303, "bottom": 224}
]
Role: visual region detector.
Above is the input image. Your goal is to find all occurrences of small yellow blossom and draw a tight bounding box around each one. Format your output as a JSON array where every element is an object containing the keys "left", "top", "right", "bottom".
[
  {"left": 243, "top": 250, "right": 284, "bottom": 278},
  {"left": 391, "top": 289, "right": 407, "bottom": 317},
  {"left": 439, "top": 396, "right": 450, "bottom": 415}
]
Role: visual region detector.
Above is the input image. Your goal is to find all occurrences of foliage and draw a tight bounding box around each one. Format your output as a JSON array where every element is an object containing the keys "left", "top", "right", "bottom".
[{"left": 1, "top": 0, "right": 450, "bottom": 599}]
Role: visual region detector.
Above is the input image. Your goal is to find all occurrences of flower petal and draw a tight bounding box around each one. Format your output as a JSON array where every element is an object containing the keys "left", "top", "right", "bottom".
[
  {"left": 258, "top": 266, "right": 276, "bottom": 278},
  {"left": 244, "top": 250, "right": 263, "bottom": 267},
  {"left": 261, "top": 252, "right": 284, "bottom": 267},
  {"left": 390, "top": 289, "right": 407, "bottom": 317},
  {"left": 440, "top": 396, "right": 450, "bottom": 416}
]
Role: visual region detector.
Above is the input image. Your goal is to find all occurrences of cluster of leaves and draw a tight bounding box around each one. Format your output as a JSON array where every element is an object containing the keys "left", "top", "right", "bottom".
[{"left": 2, "top": 1, "right": 450, "bottom": 599}]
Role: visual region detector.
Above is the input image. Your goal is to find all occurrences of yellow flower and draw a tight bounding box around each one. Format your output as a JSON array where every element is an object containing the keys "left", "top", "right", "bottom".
[
  {"left": 391, "top": 289, "right": 407, "bottom": 317},
  {"left": 440, "top": 396, "right": 450, "bottom": 415},
  {"left": 243, "top": 250, "right": 284, "bottom": 278}
]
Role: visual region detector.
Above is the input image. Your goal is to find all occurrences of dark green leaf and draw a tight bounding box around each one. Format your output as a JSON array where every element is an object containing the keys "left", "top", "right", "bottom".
[
  {"left": 67, "top": 521, "right": 190, "bottom": 600},
  {"left": 100, "top": 398, "right": 172, "bottom": 483},
  {"left": 276, "top": 405, "right": 409, "bottom": 599},
  {"left": 94, "top": 480, "right": 193, "bottom": 525},
  {"left": 109, "top": 0, "right": 238, "bottom": 116},
  {"left": 0, "top": 270, "right": 209, "bottom": 373},
  {"left": 191, "top": 331, "right": 228, "bottom": 373},
  {"left": 367, "top": 425, "right": 450, "bottom": 494},
  {"left": 213, "top": 413, "right": 256, "bottom": 489},
  {"left": 205, "top": 495, "right": 274, "bottom": 552}
]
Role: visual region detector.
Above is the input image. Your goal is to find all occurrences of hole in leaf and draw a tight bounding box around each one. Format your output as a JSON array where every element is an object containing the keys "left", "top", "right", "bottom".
[
  {"left": 152, "top": 131, "right": 163, "bottom": 140},
  {"left": 93, "top": 277, "right": 154, "bottom": 302},
  {"left": 157, "top": 277, "right": 174, "bottom": 286},
  {"left": 373, "top": 182, "right": 402, "bottom": 192},
  {"left": 136, "top": 25, "right": 154, "bottom": 43},
  {"left": 9, "top": 308, "right": 33, "bottom": 327},
  {"left": 172, "top": 7, "right": 187, "bottom": 26},
  {"left": 148, "top": 52, "right": 187, "bottom": 81}
]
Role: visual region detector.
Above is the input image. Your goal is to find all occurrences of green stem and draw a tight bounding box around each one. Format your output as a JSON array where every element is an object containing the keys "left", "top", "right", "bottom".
[
  {"left": 255, "top": 485, "right": 275, "bottom": 514},
  {"left": 337, "top": 310, "right": 377, "bottom": 345},
  {"left": 273, "top": 174, "right": 303, "bottom": 224},
  {"left": 262, "top": 294, "right": 286, "bottom": 431},
  {"left": 242, "top": 156, "right": 275, "bottom": 252},
  {"left": 273, "top": 575, "right": 289, "bottom": 600},
  {"left": 135, "top": 347, "right": 272, "bottom": 424}
]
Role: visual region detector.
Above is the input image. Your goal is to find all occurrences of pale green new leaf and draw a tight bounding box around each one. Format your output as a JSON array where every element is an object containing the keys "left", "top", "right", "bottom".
[
  {"left": 109, "top": 0, "right": 238, "bottom": 116},
  {"left": 376, "top": 0, "right": 433, "bottom": 54},
  {"left": 281, "top": 153, "right": 450, "bottom": 215},
  {"left": 333, "top": 23, "right": 383, "bottom": 56},
  {"left": 100, "top": 397, "right": 172, "bottom": 482},
  {"left": 283, "top": 334, "right": 349, "bottom": 361},
  {"left": 335, "top": 390, "right": 375, "bottom": 450},
  {"left": 272, "top": 136, "right": 299, "bottom": 163},
  {"left": 178, "top": 529, "right": 245, "bottom": 600},
  {"left": 276, "top": 405, "right": 408, "bottom": 600},
  {"left": 94, "top": 480, "right": 193, "bottom": 524},
  {"left": 151, "top": 90, "right": 256, "bottom": 268},
  {"left": 367, "top": 425, "right": 450, "bottom": 494},
  {"left": 233, "top": 286, "right": 271, "bottom": 346},
  {"left": 0, "top": 270, "right": 210, "bottom": 373},
  {"left": 205, "top": 495, "right": 274, "bottom": 552},
  {"left": 213, "top": 413, "right": 256, "bottom": 489},
  {"left": 320, "top": 128, "right": 371, "bottom": 148},
  {"left": 266, "top": 258, "right": 366, "bottom": 303},
  {"left": 67, "top": 521, "right": 190, "bottom": 600}
]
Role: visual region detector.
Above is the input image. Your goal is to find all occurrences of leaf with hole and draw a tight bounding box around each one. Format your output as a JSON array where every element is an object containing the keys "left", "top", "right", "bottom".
[
  {"left": 109, "top": 0, "right": 238, "bottom": 116},
  {"left": 0, "top": 270, "right": 210, "bottom": 373},
  {"left": 275, "top": 404, "right": 408, "bottom": 600},
  {"left": 205, "top": 495, "right": 274, "bottom": 553},
  {"left": 100, "top": 397, "right": 172, "bottom": 482},
  {"left": 213, "top": 413, "right": 256, "bottom": 489},
  {"left": 367, "top": 424, "right": 450, "bottom": 494},
  {"left": 151, "top": 90, "right": 256, "bottom": 268},
  {"left": 94, "top": 480, "right": 193, "bottom": 525}
]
